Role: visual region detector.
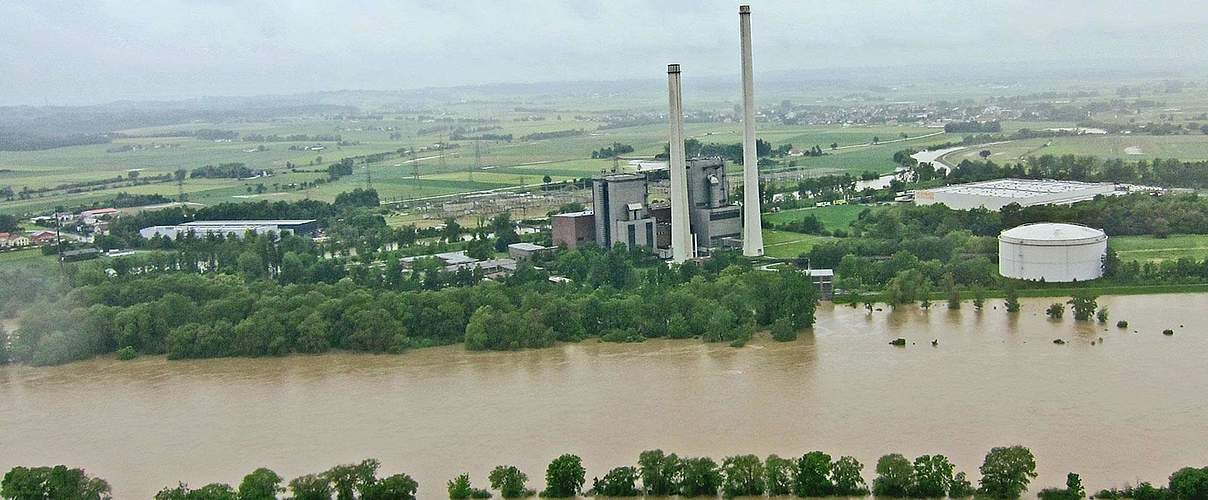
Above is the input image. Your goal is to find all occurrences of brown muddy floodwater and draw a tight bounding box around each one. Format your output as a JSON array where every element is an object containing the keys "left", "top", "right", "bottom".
[{"left": 2, "top": 294, "right": 1207, "bottom": 499}]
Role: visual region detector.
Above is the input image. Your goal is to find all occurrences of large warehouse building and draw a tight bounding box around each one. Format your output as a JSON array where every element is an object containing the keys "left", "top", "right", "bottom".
[
  {"left": 998, "top": 223, "right": 1107, "bottom": 282},
  {"left": 139, "top": 220, "right": 318, "bottom": 240},
  {"left": 914, "top": 179, "right": 1117, "bottom": 210}
]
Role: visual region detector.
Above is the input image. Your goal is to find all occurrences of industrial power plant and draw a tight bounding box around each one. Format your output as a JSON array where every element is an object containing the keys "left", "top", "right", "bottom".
[{"left": 553, "top": 5, "right": 764, "bottom": 261}]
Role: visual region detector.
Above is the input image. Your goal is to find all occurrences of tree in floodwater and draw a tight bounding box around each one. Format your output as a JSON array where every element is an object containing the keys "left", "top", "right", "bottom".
[
  {"left": 912, "top": 454, "right": 956, "bottom": 498},
  {"left": 764, "top": 455, "right": 795, "bottom": 496},
  {"left": 832, "top": 456, "right": 870, "bottom": 496},
  {"left": 793, "top": 451, "right": 835, "bottom": 497},
  {"left": 978, "top": 446, "right": 1038, "bottom": 499},
  {"left": 972, "top": 284, "right": 986, "bottom": 311},
  {"left": 0, "top": 466, "right": 111, "bottom": 500},
  {"left": 287, "top": 474, "right": 331, "bottom": 500},
  {"left": 237, "top": 468, "right": 284, "bottom": 500},
  {"left": 155, "top": 482, "right": 236, "bottom": 500},
  {"left": 591, "top": 467, "right": 640, "bottom": 497},
  {"left": 488, "top": 465, "right": 529, "bottom": 499},
  {"left": 1068, "top": 292, "right": 1099, "bottom": 321},
  {"left": 1004, "top": 284, "right": 1021, "bottom": 312},
  {"left": 873, "top": 453, "right": 915, "bottom": 497},
  {"left": 1046, "top": 302, "right": 1066, "bottom": 319},
  {"left": 721, "top": 455, "right": 764, "bottom": 498},
  {"left": 944, "top": 273, "right": 961, "bottom": 309},
  {"left": 1038, "top": 473, "right": 1086, "bottom": 500},
  {"left": 638, "top": 450, "right": 682, "bottom": 496},
  {"left": 542, "top": 454, "right": 585, "bottom": 498},
  {"left": 679, "top": 457, "right": 722, "bottom": 497}
]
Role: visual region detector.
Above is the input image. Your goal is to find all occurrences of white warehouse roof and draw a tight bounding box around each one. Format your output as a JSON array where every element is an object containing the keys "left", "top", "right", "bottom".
[{"left": 914, "top": 178, "right": 1117, "bottom": 210}]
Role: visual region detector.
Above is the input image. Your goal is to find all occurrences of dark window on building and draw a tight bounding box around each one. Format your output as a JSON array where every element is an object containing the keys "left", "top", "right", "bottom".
[
  {"left": 645, "top": 222, "right": 654, "bottom": 248},
  {"left": 627, "top": 224, "right": 636, "bottom": 248},
  {"left": 710, "top": 210, "right": 741, "bottom": 221}
]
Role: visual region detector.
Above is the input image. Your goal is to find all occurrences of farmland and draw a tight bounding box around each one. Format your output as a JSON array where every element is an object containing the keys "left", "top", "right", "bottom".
[
  {"left": 1110, "top": 234, "right": 1208, "bottom": 263},
  {"left": 942, "top": 134, "right": 1208, "bottom": 166},
  {"left": 0, "top": 115, "right": 946, "bottom": 215}
]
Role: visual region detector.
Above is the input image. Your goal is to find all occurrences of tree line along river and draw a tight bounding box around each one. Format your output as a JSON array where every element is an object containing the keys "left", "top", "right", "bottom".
[{"left": 1, "top": 294, "right": 1206, "bottom": 499}]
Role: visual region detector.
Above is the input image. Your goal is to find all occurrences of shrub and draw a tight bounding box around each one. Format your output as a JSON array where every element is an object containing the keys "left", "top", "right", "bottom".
[{"left": 116, "top": 346, "right": 137, "bottom": 361}]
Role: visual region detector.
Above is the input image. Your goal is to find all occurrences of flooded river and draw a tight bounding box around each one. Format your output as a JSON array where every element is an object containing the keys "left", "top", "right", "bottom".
[{"left": 2, "top": 294, "right": 1206, "bottom": 498}]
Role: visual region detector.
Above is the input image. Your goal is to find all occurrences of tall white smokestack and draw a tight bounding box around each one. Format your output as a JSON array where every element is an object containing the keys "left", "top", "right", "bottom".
[
  {"left": 739, "top": 5, "right": 764, "bottom": 257},
  {"left": 667, "top": 63, "right": 694, "bottom": 262}
]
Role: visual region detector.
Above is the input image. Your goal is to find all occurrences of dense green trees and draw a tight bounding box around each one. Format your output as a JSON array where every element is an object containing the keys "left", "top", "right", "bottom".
[
  {"left": 873, "top": 454, "right": 915, "bottom": 497},
  {"left": 5, "top": 450, "right": 1202, "bottom": 499},
  {"left": 487, "top": 466, "right": 528, "bottom": 499},
  {"left": 591, "top": 467, "right": 640, "bottom": 497},
  {"left": 638, "top": 450, "right": 682, "bottom": 496},
  {"left": 1038, "top": 473, "right": 1087, "bottom": 500},
  {"left": 541, "top": 454, "right": 585, "bottom": 498},
  {"left": 979, "top": 445, "right": 1038, "bottom": 499},
  {"left": 679, "top": 457, "right": 722, "bottom": 497},
  {"left": 720, "top": 455, "right": 764, "bottom": 498},
  {"left": 1, "top": 466, "right": 111, "bottom": 500},
  {"left": 4, "top": 243, "right": 818, "bottom": 366}
]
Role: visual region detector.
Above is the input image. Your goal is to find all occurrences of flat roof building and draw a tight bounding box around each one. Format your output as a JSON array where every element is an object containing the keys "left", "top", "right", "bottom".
[
  {"left": 507, "top": 242, "right": 553, "bottom": 260},
  {"left": 139, "top": 220, "right": 318, "bottom": 240},
  {"left": 914, "top": 179, "right": 1117, "bottom": 210},
  {"left": 551, "top": 210, "right": 595, "bottom": 249}
]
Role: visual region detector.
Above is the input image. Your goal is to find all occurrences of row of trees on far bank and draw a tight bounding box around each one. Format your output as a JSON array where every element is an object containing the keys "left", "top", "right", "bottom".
[
  {"left": 0, "top": 245, "right": 818, "bottom": 366},
  {"left": 6, "top": 447, "right": 1208, "bottom": 500}
]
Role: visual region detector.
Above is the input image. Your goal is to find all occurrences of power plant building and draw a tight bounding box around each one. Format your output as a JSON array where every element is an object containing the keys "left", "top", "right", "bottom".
[
  {"left": 551, "top": 210, "right": 595, "bottom": 249},
  {"left": 593, "top": 173, "right": 656, "bottom": 250},
  {"left": 998, "top": 223, "right": 1107, "bottom": 282},
  {"left": 685, "top": 158, "right": 742, "bottom": 249}
]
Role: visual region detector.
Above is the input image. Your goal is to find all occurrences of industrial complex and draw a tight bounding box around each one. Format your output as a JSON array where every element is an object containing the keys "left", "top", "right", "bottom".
[
  {"left": 998, "top": 222, "right": 1108, "bottom": 282},
  {"left": 550, "top": 6, "right": 764, "bottom": 260},
  {"left": 914, "top": 178, "right": 1119, "bottom": 210}
]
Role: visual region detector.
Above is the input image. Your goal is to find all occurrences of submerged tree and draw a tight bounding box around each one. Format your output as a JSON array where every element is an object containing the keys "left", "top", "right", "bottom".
[
  {"left": 720, "top": 455, "right": 764, "bottom": 498},
  {"left": 978, "top": 446, "right": 1038, "bottom": 499},
  {"left": 542, "top": 454, "right": 585, "bottom": 498},
  {"left": 1068, "top": 292, "right": 1099, "bottom": 321},
  {"left": 1004, "top": 284, "right": 1021, "bottom": 313}
]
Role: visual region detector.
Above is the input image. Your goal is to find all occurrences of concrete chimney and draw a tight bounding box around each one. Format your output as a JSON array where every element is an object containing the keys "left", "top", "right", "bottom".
[
  {"left": 667, "top": 63, "right": 694, "bottom": 262},
  {"left": 739, "top": 4, "right": 764, "bottom": 257}
]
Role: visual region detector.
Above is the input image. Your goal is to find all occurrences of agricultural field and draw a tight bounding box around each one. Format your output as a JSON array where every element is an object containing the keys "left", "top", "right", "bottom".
[
  {"left": 0, "top": 248, "right": 55, "bottom": 269},
  {"left": 941, "top": 134, "right": 1208, "bottom": 166},
  {"left": 1109, "top": 234, "right": 1208, "bottom": 263},
  {"left": 761, "top": 229, "right": 835, "bottom": 259},
  {"left": 763, "top": 203, "right": 875, "bottom": 231},
  {"left": 0, "top": 112, "right": 944, "bottom": 215}
]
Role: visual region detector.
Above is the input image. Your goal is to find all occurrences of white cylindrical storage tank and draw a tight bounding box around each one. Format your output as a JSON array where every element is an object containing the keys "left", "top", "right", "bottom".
[{"left": 998, "top": 223, "right": 1107, "bottom": 282}]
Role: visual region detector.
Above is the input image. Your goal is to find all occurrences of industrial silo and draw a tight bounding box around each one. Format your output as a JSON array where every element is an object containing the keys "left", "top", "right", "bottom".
[{"left": 998, "top": 223, "right": 1108, "bottom": 282}]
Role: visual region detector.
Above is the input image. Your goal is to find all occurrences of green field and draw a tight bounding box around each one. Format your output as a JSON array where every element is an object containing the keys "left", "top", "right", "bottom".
[
  {"left": 0, "top": 111, "right": 948, "bottom": 215},
  {"left": 1109, "top": 234, "right": 1208, "bottom": 263},
  {"left": 0, "top": 248, "right": 54, "bottom": 269},
  {"left": 761, "top": 229, "right": 835, "bottom": 259},
  {"left": 763, "top": 204, "right": 875, "bottom": 230},
  {"left": 942, "top": 134, "right": 1208, "bottom": 165}
]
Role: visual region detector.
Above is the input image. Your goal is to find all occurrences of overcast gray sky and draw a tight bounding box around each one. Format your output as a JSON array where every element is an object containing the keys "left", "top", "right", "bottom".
[{"left": 2, "top": 0, "right": 1206, "bottom": 105}]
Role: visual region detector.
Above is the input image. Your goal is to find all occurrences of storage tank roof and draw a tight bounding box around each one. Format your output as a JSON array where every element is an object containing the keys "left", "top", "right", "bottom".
[{"left": 1000, "top": 222, "right": 1105, "bottom": 242}]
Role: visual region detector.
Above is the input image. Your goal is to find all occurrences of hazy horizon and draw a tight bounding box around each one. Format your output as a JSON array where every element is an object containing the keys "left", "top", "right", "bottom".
[{"left": 3, "top": 0, "right": 1208, "bottom": 106}]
